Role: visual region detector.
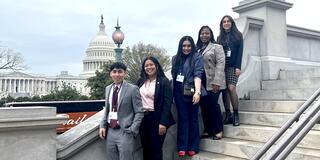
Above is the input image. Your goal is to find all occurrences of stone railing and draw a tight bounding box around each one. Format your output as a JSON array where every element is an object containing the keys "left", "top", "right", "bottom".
[{"left": 0, "top": 107, "right": 67, "bottom": 160}]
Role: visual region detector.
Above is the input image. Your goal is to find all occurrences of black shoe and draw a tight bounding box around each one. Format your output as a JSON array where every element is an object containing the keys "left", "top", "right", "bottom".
[
  {"left": 212, "top": 136, "right": 222, "bottom": 140},
  {"left": 223, "top": 110, "right": 233, "bottom": 124},
  {"left": 233, "top": 111, "right": 240, "bottom": 126},
  {"left": 200, "top": 133, "right": 212, "bottom": 139}
]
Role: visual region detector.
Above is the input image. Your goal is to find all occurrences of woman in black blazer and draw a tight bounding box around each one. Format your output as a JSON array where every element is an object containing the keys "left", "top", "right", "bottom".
[{"left": 136, "top": 56, "right": 175, "bottom": 160}]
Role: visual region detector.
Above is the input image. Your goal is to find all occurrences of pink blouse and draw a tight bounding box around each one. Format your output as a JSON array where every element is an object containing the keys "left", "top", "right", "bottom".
[{"left": 139, "top": 79, "right": 156, "bottom": 111}]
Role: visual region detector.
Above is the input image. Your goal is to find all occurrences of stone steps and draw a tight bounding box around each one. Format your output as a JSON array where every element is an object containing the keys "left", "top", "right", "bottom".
[
  {"left": 199, "top": 138, "right": 320, "bottom": 160},
  {"left": 249, "top": 88, "right": 317, "bottom": 100},
  {"left": 261, "top": 78, "right": 320, "bottom": 90},
  {"left": 223, "top": 124, "right": 320, "bottom": 150},
  {"left": 280, "top": 68, "right": 320, "bottom": 80},
  {"left": 238, "top": 111, "right": 320, "bottom": 130},
  {"left": 239, "top": 100, "right": 304, "bottom": 113},
  {"left": 197, "top": 68, "right": 320, "bottom": 159},
  {"left": 174, "top": 151, "right": 245, "bottom": 160}
]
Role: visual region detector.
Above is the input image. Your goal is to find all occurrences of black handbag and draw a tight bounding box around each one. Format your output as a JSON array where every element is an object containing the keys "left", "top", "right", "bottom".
[{"left": 183, "top": 84, "right": 195, "bottom": 96}]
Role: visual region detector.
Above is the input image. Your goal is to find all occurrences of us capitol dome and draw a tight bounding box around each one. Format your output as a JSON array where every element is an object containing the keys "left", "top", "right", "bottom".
[{"left": 81, "top": 15, "right": 116, "bottom": 77}]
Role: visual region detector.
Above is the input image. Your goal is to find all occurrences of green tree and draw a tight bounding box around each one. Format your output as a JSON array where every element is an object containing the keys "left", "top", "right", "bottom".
[
  {"left": 123, "top": 42, "right": 171, "bottom": 83},
  {"left": 42, "top": 83, "right": 88, "bottom": 101},
  {"left": 0, "top": 95, "right": 15, "bottom": 107},
  {"left": 86, "top": 61, "right": 113, "bottom": 99}
]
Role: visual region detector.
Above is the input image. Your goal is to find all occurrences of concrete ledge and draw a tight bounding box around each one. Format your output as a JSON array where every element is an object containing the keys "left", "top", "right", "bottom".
[
  {"left": 287, "top": 25, "right": 320, "bottom": 40},
  {"left": 0, "top": 115, "right": 68, "bottom": 131},
  {"left": 233, "top": 0, "right": 292, "bottom": 14},
  {"left": 0, "top": 107, "right": 68, "bottom": 160}
]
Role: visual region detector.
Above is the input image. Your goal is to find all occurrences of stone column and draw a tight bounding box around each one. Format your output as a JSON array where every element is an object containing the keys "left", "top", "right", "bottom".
[
  {"left": 4, "top": 79, "right": 7, "bottom": 91},
  {"left": 13, "top": 79, "right": 17, "bottom": 93},
  {"left": 0, "top": 79, "right": 2, "bottom": 92},
  {"left": 8, "top": 79, "right": 12, "bottom": 93},
  {"left": 22, "top": 79, "right": 25, "bottom": 93},
  {"left": 26, "top": 79, "right": 29, "bottom": 93},
  {"left": 31, "top": 80, "right": 34, "bottom": 93},
  {"left": 233, "top": 0, "right": 293, "bottom": 79}
]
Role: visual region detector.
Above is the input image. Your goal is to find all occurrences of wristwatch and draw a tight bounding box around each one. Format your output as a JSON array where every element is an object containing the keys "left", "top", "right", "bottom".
[{"left": 195, "top": 91, "right": 201, "bottom": 95}]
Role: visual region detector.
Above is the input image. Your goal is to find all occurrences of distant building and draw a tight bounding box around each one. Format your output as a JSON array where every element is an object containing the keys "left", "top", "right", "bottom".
[
  {"left": 0, "top": 15, "right": 115, "bottom": 98},
  {"left": 0, "top": 71, "right": 88, "bottom": 98}
]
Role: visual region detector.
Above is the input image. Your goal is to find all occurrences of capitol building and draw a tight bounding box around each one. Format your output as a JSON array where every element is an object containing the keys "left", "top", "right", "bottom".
[{"left": 0, "top": 16, "right": 116, "bottom": 98}]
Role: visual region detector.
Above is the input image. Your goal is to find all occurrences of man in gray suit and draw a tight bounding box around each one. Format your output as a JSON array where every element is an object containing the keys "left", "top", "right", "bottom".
[{"left": 99, "top": 62, "right": 144, "bottom": 160}]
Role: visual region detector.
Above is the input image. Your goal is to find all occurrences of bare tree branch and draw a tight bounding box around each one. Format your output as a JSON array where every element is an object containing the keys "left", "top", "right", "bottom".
[{"left": 0, "top": 47, "right": 26, "bottom": 71}]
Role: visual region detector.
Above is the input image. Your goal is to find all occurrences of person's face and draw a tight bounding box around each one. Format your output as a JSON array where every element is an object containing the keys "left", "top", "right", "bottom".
[
  {"left": 110, "top": 68, "right": 126, "bottom": 84},
  {"left": 144, "top": 59, "right": 157, "bottom": 77},
  {"left": 222, "top": 17, "right": 232, "bottom": 31},
  {"left": 200, "top": 28, "right": 211, "bottom": 44},
  {"left": 182, "top": 40, "right": 192, "bottom": 55}
]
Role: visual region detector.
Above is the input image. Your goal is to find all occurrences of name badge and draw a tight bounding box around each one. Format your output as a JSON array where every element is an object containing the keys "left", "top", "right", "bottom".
[
  {"left": 109, "top": 112, "right": 118, "bottom": 120},
  {"left": 226, "top": 50, "right": 231, "bottom": 57},
  {"left": 176, "top": 74, "right": 184, "bottom": 83}
]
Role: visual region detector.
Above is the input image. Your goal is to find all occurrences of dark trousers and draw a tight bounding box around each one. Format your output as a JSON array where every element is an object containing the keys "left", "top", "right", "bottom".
[
  {"left": 174, "top": 94, "right": 200, "bottom": 152},
  {"left": 200, "top": 91, "right": 223, "bottom": 135},
  {"left": 140, "top": 112, "right": 166, "bottom": 160}
]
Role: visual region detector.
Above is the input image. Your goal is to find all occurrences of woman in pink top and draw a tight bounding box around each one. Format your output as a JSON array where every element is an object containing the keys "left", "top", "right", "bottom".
[{"left": 136, "top": 56, "right": 175, "bottom": 160}]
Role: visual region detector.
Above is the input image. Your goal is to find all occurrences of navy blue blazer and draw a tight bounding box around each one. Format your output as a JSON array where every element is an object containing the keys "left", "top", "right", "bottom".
[{"left": 171, "top": 52, "right": 207, "bottom": 97}]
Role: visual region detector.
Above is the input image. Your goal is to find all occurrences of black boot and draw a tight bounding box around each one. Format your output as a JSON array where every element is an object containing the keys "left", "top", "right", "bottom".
[
  {"left": 233, "top": 110, "right": 240, "bottom": 126},
  {"left": 223, "top": 109, "right": 233, "bottom": 124}
]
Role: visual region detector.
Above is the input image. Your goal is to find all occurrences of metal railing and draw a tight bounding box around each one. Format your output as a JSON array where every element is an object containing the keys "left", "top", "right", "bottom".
[{"left": 251, "top": 88, "right": 320, "bottom": 160}]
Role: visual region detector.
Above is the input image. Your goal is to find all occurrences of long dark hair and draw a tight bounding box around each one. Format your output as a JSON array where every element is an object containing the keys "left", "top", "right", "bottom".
[
  {"left": 196, "top": 25, "right": 216, "bottom": 50},
  {"left": 139, "top": 56, "right": 166, "bottom": 82},
  {"left": 217, "top": 15, "right": 242, "bottom": 44},
  {"left": 172, "top": 36, "right": 197, "bottom": 77}
]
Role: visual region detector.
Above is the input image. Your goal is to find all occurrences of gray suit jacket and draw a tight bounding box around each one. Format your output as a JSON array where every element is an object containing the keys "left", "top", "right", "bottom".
[
  {"left": 201, "top": 42, "right": 226, "bottom": 90},
  {"left": 100, "top": 81, "right": 144, "bottom": 136}
]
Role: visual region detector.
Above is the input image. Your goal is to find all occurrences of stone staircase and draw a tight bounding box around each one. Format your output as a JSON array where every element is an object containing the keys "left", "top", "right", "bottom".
[{"left": 190, "top": 68, "right": 320, "bottom": 160}]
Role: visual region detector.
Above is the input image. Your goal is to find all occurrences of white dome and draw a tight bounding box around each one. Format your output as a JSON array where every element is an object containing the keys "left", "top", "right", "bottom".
[
  {"left": 81, "top": 15, "right": 116, "bottom": 77},
  {"left": 88, "top": 31, "right": 115, "bottom": 48}
]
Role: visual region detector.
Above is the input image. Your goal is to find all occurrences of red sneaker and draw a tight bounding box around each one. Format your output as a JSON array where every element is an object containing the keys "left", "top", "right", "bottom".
[
  {"left": 188, "top": 151, "right": 196, "bottom": 157},
  {"left": 178, "top": 151, "right": 186, "bottom": 157}
]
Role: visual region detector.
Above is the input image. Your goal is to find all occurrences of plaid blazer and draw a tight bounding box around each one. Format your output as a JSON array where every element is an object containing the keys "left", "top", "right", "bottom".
[{"left": 200, "top": 42, "right": 226, "bottom": 90}]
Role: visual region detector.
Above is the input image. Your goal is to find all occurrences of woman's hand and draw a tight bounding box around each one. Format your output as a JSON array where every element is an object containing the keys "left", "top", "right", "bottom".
[
  {"left": 235, "top": 68, "right": 241, "bottom": 76},
  {"left": 192, "top": 93, "right": 200, "bottom": 105},
  {"left": 212, "top": 84, "right": 220, "bottom": 93},
  {"left": 159, "top": 124, "right": 167, "bottom": 135}
]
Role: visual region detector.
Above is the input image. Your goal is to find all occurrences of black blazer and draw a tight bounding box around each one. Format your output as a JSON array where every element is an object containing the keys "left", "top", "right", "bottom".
[{"left": 136, "top": 76, "right": 175, "bottom": 128}]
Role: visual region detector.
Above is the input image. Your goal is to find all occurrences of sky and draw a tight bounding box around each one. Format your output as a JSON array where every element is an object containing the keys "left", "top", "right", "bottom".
[{"left": 0, "top": 0, "right": 318, "bottom": 76}]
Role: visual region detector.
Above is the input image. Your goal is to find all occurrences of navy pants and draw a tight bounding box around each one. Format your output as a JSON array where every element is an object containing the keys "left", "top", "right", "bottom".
[
  {"left": 174, "top": 93, "right": 200, "bottom": 152},
  {"left": 200, "top": 91, "right": 223, "bottom": 135},
  {"left": 140, "top": 111, "right": 166, "bottom": 160}
]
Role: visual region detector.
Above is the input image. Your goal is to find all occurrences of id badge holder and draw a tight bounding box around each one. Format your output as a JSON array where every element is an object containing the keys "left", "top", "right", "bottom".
[
  {"left": 176, "top": 73, "right": 184, "bottom": 83},
  {"left": 226, "top": 48, "right": 231, "bottom": 57},
  {"left": 109, "top": 111, "right": 118, "bottom": 120}
]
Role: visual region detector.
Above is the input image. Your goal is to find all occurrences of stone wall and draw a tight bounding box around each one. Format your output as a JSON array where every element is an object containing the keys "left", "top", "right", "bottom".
[{"left": 0, "top": 107, "right": 67, "bottom": 160}]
